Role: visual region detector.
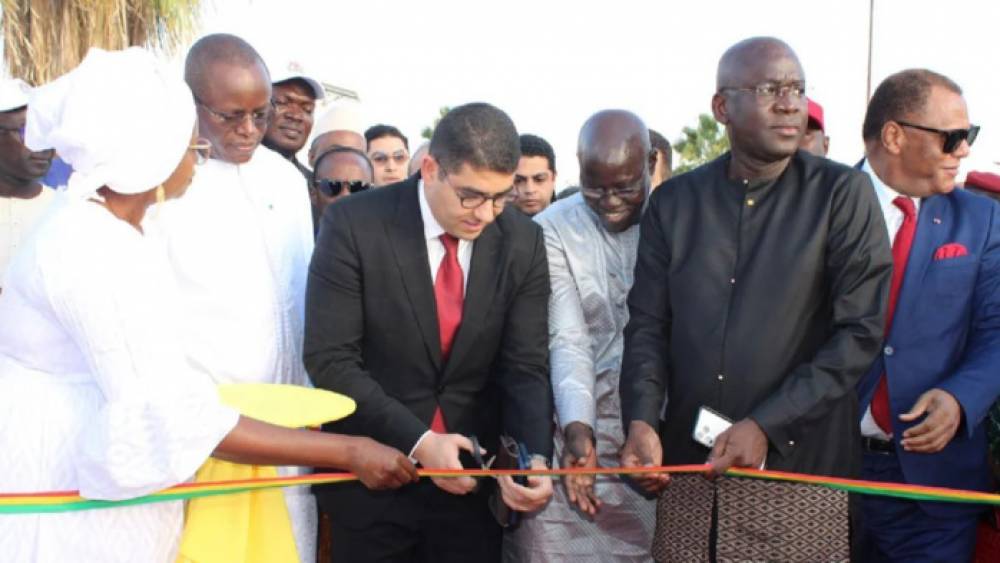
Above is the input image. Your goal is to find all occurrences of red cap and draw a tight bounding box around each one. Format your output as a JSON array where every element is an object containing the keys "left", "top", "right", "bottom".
[
  {"left": 807, "top": 98, "right": 825, "bottom": 132},
  {"left": 965, "top": 171, "right": 1000, "bottom": 194}
]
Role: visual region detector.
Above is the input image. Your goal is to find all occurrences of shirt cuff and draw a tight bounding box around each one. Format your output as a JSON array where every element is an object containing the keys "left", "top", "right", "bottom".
[
  {"left": 408, "top": 430, "right": 433, "bottom": 463},
  {"left": 555, "top": 393, "right": 596, "bottom": 432}
]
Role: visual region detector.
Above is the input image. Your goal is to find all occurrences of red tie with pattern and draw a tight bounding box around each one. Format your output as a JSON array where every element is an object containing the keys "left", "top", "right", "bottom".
[
  {"left": 431, "top": 234, "right": 464, "bottom": 432},
  {"left": 871, "top": 196, "right": 918, "bottom": 434}
]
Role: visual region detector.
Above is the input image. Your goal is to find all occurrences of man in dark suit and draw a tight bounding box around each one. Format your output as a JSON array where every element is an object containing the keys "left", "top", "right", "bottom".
[
  {"left": 304, "top": 102, "right": 554, "bottom": 563},
  {"left": 855, "top": 69, "right": 1000, "bottom": 562}
]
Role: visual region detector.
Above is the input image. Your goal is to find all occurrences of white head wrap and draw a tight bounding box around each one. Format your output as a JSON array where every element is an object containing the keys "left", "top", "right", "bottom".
[
  {"left": 0, "top": 78, "right": 31, "bottom": 112},
  {"left": 25, "top": 47, "right": 195, "bottom": 198},
  {"left": 312, "top": 101, "right": 365, "bottom": 138}
]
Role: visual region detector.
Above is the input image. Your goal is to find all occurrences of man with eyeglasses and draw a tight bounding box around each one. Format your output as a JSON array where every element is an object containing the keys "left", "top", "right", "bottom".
[
  {"left": 619, "top": 37, "right": 892, "bottom": 561},
  {"left": 150, "top": 34, "right": 322, "bottom": 563},
  {"left": 309, "top": 146, "right": 373, "bottom": 233},
  {"left": 262, "top": 59, "right": 326, "bottom": 182},
  {"left": 365, "top": 124, "right": 410, "bottom": 186},
  {"left": 503, "top": 110, "right": 656, "bottom": 562},
  {"left": 854, "top": 69, "right": 1000, "bottom": 562},
  {"left": 0, "top": 78, "right": 55, "bottom": 289},
  {"left": 305, "top": 102, "right": 554, "bottom": 563}
]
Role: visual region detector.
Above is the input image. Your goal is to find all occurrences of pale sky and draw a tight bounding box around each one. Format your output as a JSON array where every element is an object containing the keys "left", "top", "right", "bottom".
[{"left": 139, "top": 1, "right": 1000, "bottom": 187}]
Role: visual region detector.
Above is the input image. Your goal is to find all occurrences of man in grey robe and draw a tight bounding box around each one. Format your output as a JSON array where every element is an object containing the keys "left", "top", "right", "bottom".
[{"left": 503, "top": 110, "right": 656, "bottom": 562}]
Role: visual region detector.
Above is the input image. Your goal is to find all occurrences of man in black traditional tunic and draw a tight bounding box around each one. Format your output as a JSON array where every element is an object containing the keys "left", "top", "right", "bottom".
[{"left": 618, "top": 37, "right": 893, "bottom": 562}]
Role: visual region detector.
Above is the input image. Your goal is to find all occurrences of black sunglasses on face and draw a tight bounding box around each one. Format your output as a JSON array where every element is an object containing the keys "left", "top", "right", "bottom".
[
  {"left": 896, "top": 121, "right": 980, "bottom": 154},
  {"left": 314, "top": 179, "right": 372, "bottom": 197}
]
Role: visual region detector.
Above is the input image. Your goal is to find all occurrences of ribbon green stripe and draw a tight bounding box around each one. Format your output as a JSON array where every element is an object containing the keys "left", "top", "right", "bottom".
[
  {"left": 1, "top": 486, "right": 270, "bottom": 514},
  {"left": 4, "top": 470, "right": 999, "bottom": 514}
]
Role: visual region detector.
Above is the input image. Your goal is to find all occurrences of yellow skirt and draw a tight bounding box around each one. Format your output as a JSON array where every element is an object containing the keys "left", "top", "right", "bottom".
[{"left": 177, "top": 384, "right": 355, "bottom": 563}]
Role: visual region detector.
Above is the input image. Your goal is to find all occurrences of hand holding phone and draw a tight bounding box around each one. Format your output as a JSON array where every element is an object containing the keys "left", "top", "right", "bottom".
[{"left": 693, "top": 406, "right": 733, "bottom": 448}]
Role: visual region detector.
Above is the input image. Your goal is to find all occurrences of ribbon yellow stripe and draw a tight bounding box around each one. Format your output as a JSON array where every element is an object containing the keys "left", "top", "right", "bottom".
[{"left": 4, "top": 464, "right": 1000, "bottom": 514}]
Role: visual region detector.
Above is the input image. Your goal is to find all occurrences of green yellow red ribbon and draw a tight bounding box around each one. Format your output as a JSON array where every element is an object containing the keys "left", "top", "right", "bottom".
[{"left": 3, "top": 464, "right": 999, "bottom": 514}]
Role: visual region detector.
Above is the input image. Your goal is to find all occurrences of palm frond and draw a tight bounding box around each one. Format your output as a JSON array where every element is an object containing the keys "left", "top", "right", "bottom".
[{"left": 2, "top": 0, "right": 202, "bottom": 85}]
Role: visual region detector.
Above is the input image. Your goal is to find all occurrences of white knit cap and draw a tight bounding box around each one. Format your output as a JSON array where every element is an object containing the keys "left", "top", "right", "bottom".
[
  {"left": 0, "top": 78, "right": 31, "bottom": 112},
  {"left": 25, "top": 47, "right": 195, "bottom": 198},
  {"left": 312, "top": 101, "right": 365, "bottom": 137}
]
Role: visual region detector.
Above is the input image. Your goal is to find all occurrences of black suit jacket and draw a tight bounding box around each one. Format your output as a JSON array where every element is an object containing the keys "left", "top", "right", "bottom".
[{"left": 304, "top": 175, "right": 553, "bottom": 522}]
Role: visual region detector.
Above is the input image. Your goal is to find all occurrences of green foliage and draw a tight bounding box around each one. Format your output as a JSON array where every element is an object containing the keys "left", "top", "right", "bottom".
[
  {"left": 421, "top": 106, "right": 452, "bottom": 140},
  {"left": 673, "top": 113, "right": 730, "bottom": 174}
]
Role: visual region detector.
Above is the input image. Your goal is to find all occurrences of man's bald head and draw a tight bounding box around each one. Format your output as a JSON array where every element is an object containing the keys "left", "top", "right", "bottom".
[
  {"left": 716, "top": 37, "right": 801, "bottom": 91},
  {"left": 185, "top": 34, "right": 268, "bottom": 97},
  {"left": 577, "top": 109, "right": 651, "bottom": 170},
  {"left": 712, "top": 37, "right": 807, "bottom": 171},
  {"left": 577, "top": 110, "right": 653, "bottom": 233}
]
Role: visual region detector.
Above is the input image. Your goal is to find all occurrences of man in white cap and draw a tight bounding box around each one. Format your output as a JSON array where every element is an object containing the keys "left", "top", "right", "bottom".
[
  {"left": 308, "top": 102, "right": 367, "bottom": 165},
  {"left": 151, "top": 33, "right": 318, "bottom": 562},
  {"left": 0, "top": 78, "right": 55, "bottom": 288},
  {"left": 263, "top": 58, "right": 325, "bottom": 182}
]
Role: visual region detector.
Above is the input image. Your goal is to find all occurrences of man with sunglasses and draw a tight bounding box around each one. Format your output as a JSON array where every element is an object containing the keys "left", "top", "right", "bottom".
[
  {"left": 309, "top": 146, "right": 373, "bottom": 233},
  {"left": 619, "top": 37, "right": 892, "bottom": 561},
  {"left": 365, "top": 124, "right": 411, "bottom": 186},
  {"left": 262, "top": 59, "right": 326, "bottom": 182},
  {"left": 855, "top": 69, "right": 1000, "bottom": 562},
  {"left": 151, "top": 34, "right": 323, "bottom": 563},
  {"left": 0, "top": 78, "right": 55, "bottom": 289},
  {"left": 306, "top": 102, "right": 554, "bottom": 563}
]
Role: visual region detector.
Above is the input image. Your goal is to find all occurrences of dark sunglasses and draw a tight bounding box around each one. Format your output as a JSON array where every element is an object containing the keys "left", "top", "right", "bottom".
[
  {"left": 314, "top": 179, "right": 372, "bottom": 197},
  {"left": 896, "top": 121, "right": 980, "bottom": 154}
]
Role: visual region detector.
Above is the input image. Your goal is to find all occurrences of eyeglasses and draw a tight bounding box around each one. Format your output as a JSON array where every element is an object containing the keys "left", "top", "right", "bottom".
[
  {"left": 719, "top": 81, "right": 807, "bottom": 102},
  {"left": 314, "top": 179, "right": 372, "bottom": 197},
  {"left": 443, "top": 174, "right": 512, "bottom": 210},
  {"left": 369, "top": 150, "right": 409, "bottom": 166},
  {"left": 195, "top": 97, "right": 273, "bottom": 130},
  {"left": 895, "top": 121, "right": 980, "bottom": 154},
  {"left": 0, "top": 125, "right": 25, "bottom": 141},
  {"left": 190, "top": 138, "right": 212, "bottom": 165},
  {"left": 580, "top": 182, "right": 644, "bottom": 201}
]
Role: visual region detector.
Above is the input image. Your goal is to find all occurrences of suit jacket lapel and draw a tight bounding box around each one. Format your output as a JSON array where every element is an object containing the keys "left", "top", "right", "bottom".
[
  {"left": 443, "top": 221, "right": 502, "bottom": 379},
  {"left": 386, "top": 178, "right": 442, "bottom": 371}
]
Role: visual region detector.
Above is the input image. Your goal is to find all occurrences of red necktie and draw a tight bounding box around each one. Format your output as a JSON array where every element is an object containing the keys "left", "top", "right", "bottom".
[
  {"left": 871, "top": 196, "right": 917, "bottom": 434},
  {"left": 431, "top": 234, "right": 464, "bottom": 432}
]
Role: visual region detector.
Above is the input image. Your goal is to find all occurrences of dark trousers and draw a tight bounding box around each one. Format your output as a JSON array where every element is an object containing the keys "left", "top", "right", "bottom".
[
  {"left": 326, "top": 479, "right": 501, "bottom": 563},
  {"left": 857, "top": 450, "right": 980, "bottom": 562}
]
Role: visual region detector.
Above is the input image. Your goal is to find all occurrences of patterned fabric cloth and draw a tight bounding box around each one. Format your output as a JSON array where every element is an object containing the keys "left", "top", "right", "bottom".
[
  {"left": 503, "top": 194, "right": 655, "bottom": 562},
  {"left": 652, "top": 476, "right": 849, "bottom": 563}
]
